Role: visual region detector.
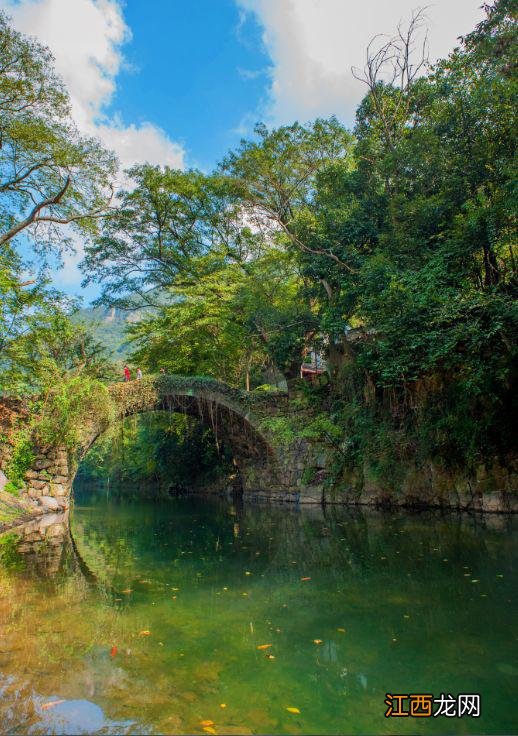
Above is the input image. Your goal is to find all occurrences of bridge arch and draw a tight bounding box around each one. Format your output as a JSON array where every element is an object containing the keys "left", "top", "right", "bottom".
[{"left": 22, "top": 376, "right": 297, "bottom": 509}]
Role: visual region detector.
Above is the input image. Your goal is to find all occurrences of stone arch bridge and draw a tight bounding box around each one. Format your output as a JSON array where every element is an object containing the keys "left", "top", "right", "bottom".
[{"left": 14, "top": 376, "right": 322, "bottom": 512}]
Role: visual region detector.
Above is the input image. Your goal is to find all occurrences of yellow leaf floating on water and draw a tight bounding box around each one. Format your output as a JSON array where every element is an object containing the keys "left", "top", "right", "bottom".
[
  {"left": 41, "top": 700, "right": 65, "bottom": 711},
  {"left": 337, "top": 628, "right": 346, "bottom": 633},
  {"left": 286, "top": 707, "right": 300, "bottom": 714},
  {"left": 122, "top": 589, "right": 132, "bottom": 594},
  {"left": 313, "top": 639, "right": 323, "bottom": 645},
  {"left": 257, "top": 644, "right": 272, "bottom": 650},
  {"left": 139, "top": 630, "right": 151, "bottom": 637},
  {"left": 265, "top": 654, "right": 275, "bottom": 660},
  {"left": 203, "top": 728, "right": 217, "bottom": 735},
  {"left": 219, "top": 704, "right": 227, "bottom": 709},
  {"left": 200, "top": 720, "right": 215, "bottom": 727}
]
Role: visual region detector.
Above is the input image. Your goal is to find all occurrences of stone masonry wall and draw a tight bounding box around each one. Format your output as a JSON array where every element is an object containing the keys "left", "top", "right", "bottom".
[
  {"left": 22, "top": 445, "right": 72, "bottom": 512},
  {"left": 323, "top": 458, "right": 518, "bottom": 513}
]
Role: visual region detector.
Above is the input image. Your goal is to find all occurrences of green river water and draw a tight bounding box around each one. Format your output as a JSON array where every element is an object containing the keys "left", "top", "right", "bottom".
[{"left": 0, "top": 486, "right": 516, "bottom": 734}]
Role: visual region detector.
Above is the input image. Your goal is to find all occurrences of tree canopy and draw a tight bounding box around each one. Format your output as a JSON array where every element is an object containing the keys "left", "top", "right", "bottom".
[
  {"left": 0, "top": 11, "right": 117, "bottom": 397},
  {"left": 0, "top": 11, "right": 116, "bottom": 255},
  {"left": 1, "top": 1, "right": 516, "bottom": 485},
  {"left": 85, "top": 0, "right": 516, "bottom": 472}
]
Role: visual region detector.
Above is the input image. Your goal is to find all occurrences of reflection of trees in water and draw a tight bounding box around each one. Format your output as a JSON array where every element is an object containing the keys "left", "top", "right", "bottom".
[
  {"left": 0, "top": 512, "right": 102, "bottom": 590},
  {"left": 3, "top": 498, "right": 514, "bottom": 606},
  {"left": 70, "top": 515, "right": 137, "bottom": 583},
  {"left": 0, "top": 509, "right": 155, "bottom": 599},
  {"left": 70, "top": 496, "right": 517, "bottom": 590},
  {"left": 233, "top": 503, "right": 517, "bottom": 607}
]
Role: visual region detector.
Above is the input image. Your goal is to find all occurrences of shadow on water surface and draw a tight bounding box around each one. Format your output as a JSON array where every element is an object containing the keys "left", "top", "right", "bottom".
[{"left": 0, "top": 487, "right": 516, "bottom": 735}]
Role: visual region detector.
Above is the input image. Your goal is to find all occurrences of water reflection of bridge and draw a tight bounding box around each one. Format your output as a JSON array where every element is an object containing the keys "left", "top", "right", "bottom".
[
  {"left": 0, "top": 512, "right": 97, "bottom": 582},
  {"left": 4, "top": 499, "right": 510, "bottom": 595},
  {"left": 2, "top": 500, "right": 333, "bottom": 588}
]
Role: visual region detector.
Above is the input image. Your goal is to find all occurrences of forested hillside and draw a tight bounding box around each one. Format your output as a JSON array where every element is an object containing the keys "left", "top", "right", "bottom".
[{"left": 74, "top": 306, "right": 137, "bottom": 360}]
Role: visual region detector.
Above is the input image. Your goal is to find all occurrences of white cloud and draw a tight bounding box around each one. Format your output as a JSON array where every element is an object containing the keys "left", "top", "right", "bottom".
[
  {"left": 237, "top": 0, "right": 486, "bottom": 125},
  {"left": 0, "top": 0, "right": 185, "bottom": 170},
  {"left": 1, "top": 0, "right": 185, "bottom": 290},
  {"left": 95, "top": 119, "right": 186, "bottom": 180}
]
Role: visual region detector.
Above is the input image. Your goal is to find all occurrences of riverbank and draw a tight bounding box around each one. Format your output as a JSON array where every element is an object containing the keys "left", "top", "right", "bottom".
[
  {"left": 188, "top": 487, "right": 518, "bottom": 514},
  {"left": 174, "top": 452, "right": 518, "bottom": 513},
  {"left": 76, "top": 471, "right": 518, "bottom": 515}
]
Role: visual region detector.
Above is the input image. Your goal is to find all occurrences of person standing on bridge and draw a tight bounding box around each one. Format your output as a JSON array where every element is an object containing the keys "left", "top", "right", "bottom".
[
  {"left": 136, "top": 367, "right": 143, "bottom": 381},
  {"left": 123, "top": 365, "right": 131, "bottom": 382}
]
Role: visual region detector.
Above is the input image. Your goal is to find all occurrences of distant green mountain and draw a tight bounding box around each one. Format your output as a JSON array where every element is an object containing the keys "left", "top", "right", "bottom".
[
  {"left": 75, "top": 305, "right": 144, "bottom": 360},
  {"left": 76, "top": 290, "right": 172, "bottom": 362}
]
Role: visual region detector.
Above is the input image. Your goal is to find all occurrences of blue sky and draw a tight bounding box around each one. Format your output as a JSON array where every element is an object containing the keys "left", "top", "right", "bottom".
[
  {"left": 110, "top": 0, "right": 269, "bottom": 171},
  {"left": 1, "top": 0, "right": 485, "bottom": 302}
]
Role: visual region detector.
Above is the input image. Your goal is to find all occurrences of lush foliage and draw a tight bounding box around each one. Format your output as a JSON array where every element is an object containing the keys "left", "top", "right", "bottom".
[
  {"left": 2, "top": 3, "right": 516, "bottom": 489},
  {"left": 0, "top": 15, "right": 122, "bottom": 491},
  {"left": 78, "top": 412, "right": 232, "bottom": 493},
  {"left": 86, "top": 1, "right": 515, "bottom": 475},
  {"left": 0, "top": 11, "right": 116, "bottom": 255},
  {"left": 34, "top": 376, "right": 114, "bottom": 450},
  {"left": 0, "top": 11, "right": 118, "bottom": 399},
  {"left": 4, "top": 427, "right": 34, "bottom": 489}
]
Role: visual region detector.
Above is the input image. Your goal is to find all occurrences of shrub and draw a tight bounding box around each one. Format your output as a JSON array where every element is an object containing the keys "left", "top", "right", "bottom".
[
  {"left": 35, "top": 376, "right": 114, "bottom": 449},
  {"left": 5, "top": 428, "right": 34, "bottom": 487}
]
